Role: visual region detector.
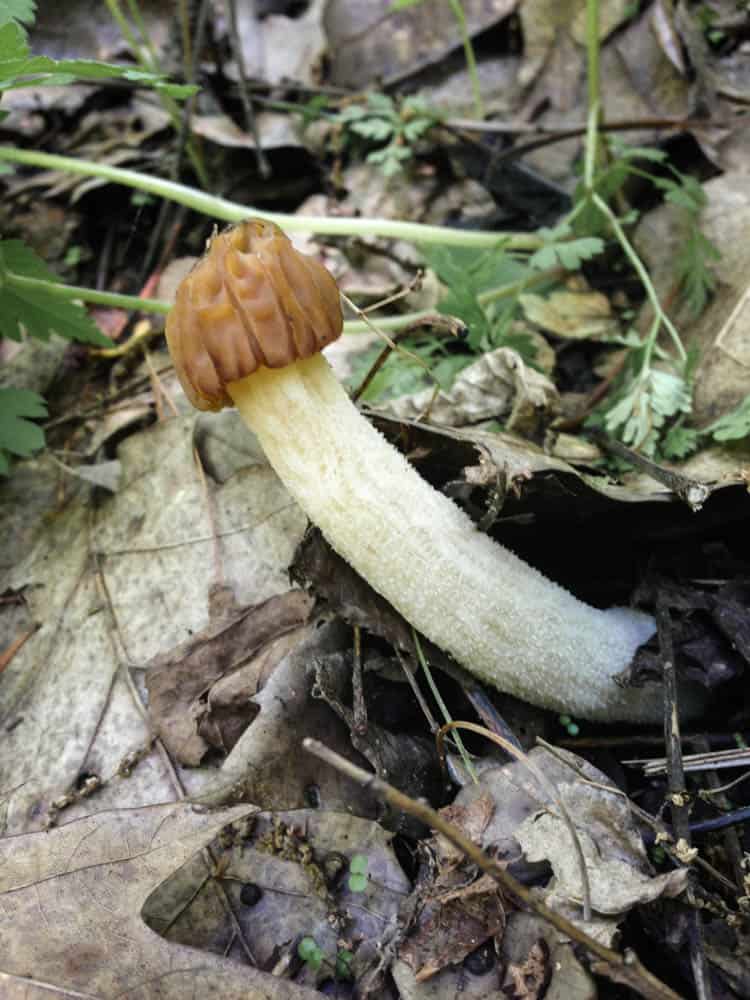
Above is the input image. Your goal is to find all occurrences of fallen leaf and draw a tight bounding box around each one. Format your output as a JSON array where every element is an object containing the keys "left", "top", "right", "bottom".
[
  {"left": 146, "top": 586, "right": 314, "bottom": 765},
  {"left": 0, "top": 801, "right": 320, "bottom": 998},
  {"left": 370, "top": 346, "right": 560, "bottom": 437}
]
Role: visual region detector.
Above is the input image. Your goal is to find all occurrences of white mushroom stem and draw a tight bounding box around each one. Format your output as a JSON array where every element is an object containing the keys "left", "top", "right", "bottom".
[{"left": 228, "top": 353, "right": 662, "bottom": 722}]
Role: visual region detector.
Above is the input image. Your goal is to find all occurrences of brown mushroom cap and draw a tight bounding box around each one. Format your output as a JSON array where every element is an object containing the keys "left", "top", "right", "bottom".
[{"left": 166, "top": 219, "right": 343, "bottom": 411}]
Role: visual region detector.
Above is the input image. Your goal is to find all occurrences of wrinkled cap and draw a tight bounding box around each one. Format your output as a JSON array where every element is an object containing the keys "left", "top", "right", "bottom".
[{"left": 166, "top": 219, "right": 343, "bottom": 410}]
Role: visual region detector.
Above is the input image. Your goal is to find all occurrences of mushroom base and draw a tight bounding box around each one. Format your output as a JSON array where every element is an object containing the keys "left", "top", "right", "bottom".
[{"left": 229, "top": 354, "right": 675, "bottom": 722}]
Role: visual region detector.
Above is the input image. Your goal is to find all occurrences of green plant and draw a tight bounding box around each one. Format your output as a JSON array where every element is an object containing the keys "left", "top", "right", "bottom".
[
  {"left": 0, "top": 0, "right": 196, "bottom": 472},
  {"left": 0, "top": 239, "right": 111, "bottom": 472},
  {"left": 297, "top": 936, "right": 355, "bottom": 981},
  {"left": 0, "top": 1, "right": 194, "bottom": 103},
  {"left": 347, "top": 853, "right": 369, "bottom": 893},
  {"left": 333, "top": 92, "right": 440, "bottom": 178}
]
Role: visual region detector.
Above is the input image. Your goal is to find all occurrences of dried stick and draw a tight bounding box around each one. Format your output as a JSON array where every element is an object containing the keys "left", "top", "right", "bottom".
[{"left": 304, "top": 738, "right": 687, "bottom": 1000}]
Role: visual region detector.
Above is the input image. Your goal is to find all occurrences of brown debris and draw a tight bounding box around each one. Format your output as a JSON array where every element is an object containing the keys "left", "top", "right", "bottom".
[{"left": 146, "top": 585, "right": 313, "bottom": 765}]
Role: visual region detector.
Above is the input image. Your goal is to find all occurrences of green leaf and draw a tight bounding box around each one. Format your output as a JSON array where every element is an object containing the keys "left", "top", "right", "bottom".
[
  {"left": 349, "top": 118, "right": 394, "bottom": 141},
  {"left": 0, "top": 0, "right": 35, "bottom": 31},
  {"left": 674, "top": 225, "right": 720, "bottom": 317},
  {"left": 0, "top": 386, "right": 46, "bottom": 473},
  {"left": 349, "top": 854, "right": 368, "bottom": 875},
  {"left": 0, "top": 239, "right": 111, "bottom": 345},
  {"left": 660, "top": 424, "right": 701, "bottom": 460},
  {"left": 347, "top": 872, "right": 368, "bottom": 893},
  {"left": 705, "top": 395, "right": 750, "bottom": 441},
  {"left": 0, "top": 18, "right": 26, "bottom": 60},
  {"left": 0, "top": 42, "right": 197, "bottom": 98},
  {"left": 529, "top": 234, "right": 604, "bottom": 271},
  {"left": 297, "top": 937, "right": 322, "bottom": 969},
  {"left": 336, "top": 950, "right": 355, "bottom": 979},
  {"left": 391, "top": 0, "right": 426, "bottom": 7}
]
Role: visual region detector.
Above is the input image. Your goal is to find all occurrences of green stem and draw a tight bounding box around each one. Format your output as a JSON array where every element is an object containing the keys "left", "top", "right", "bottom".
[
  {"left": 7, "top": 269, "right": 553, "bottom": 339},
  {"left": 591, "top": 193, "right": 686, "bottom": 363},
  {"left": 4, "top": 270, "right": 171, "bottom": 315},
  {"left": 448, "top": 0, "right": 485, "bottom": 120},
  {"left": 586, "top": 0, "right": 601, "bottom": 127},
  {"left": 413, "top": 631, "right": 478, "bottom": 784},
  {"left": 104, "top": 0, "right": 209, "bottom": 187},
  {"left": 0, "top": 146, "right": 542, "bottom": 250}
]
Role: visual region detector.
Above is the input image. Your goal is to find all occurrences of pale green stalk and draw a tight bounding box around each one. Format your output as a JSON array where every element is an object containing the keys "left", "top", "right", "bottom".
[
  {"left": 448, "top": 0, "right": 484, "bottom": 120},
  {"left": 103, "top": 0, "right": 209, "bottom": 187},
  {"left": 0, "top": 147, "right": 542, "bottom": 249}
]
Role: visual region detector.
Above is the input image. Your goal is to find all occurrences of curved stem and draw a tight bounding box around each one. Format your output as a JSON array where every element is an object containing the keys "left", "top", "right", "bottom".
[{"left": 0, "top": 146, "right": 542, "bottom": 250}]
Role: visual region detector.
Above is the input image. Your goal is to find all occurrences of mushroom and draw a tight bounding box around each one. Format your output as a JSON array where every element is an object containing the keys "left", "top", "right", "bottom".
[{"left": 166, "top": 220, "right": 668, "bottom": 723}]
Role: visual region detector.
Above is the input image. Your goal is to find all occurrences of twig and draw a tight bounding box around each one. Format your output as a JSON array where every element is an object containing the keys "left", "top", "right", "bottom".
[
  {"left": 436, "top": 721, "right": 592, "bottom": 922},
  {"left": 224, "top": 0, "right": 271, "bottom": 178},
  {"left": 657, "top": 599, "right": 712, "bottom": 1000},
  {"left": 691, "top": 737, "right": 744, "bottom": 891},
  {"left": 303, "top": 738, "right": 686, "bottom": 1000},
  {"left": 590, "top": 431, "right": 710, "bottom": 511}
]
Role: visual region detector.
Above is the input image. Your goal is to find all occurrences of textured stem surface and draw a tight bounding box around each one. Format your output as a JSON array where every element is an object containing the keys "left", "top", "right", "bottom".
[{"left": 229, "top": 354, "right": 662, "bottom": 722}]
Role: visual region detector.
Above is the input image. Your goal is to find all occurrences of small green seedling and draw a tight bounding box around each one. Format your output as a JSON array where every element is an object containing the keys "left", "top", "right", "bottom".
[
  {"left": 297, "top": 936, "right": 324, "bottom": 971},
  {"left": 347, "top": 853, "right": 369, "bottom": 893}
]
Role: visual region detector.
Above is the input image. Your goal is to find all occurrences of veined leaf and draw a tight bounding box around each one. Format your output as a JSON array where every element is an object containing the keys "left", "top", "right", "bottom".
[
  {"left": 0, "top": 239, "right": 111, "bottom": 346},
  {"left": 0, "top": 0, "right": 35, "bottom": 31},
  {"left": 0, "top": 386, "right": 46, "bottom": 473}
]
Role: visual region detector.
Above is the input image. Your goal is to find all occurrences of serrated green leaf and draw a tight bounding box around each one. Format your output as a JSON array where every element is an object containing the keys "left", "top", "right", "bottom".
[
  {"left": 0, "top": 0, "right": 34, "bottom": 30},
  {"left": 0, "top": 239, "right": 111, "bottom": 346},
  {"left": 705, "top": 395, "right": 750, "bottom": 441},
  {"left": 0, "top": 44, "right": 196, "bottom": 98},
  {"left": 648, "top": 369, "right": 692, "bottom": 417},
  {"left": 528, "top": 236, "right": 604, "bottom": 271},
  {"left": 660, "top": 424, "right": 701, "bottom": 459},
  {"left": 0, "top": 386, "right": 46, "bottom": 472},
  {"left": 350, "top": 117, "right": 394, "bottom": 140}
]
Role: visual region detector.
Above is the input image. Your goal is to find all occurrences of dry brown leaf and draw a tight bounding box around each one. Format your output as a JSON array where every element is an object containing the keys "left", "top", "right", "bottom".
[
  {"left": 519, "top": 289, "right": 618, "bottom": 340},
  {"left": 325, "top": 0, "right": 518, "bottom": 88},
  {"left": 370, "top": 347, "right": 560, "bottom": 437},
  {"left": 400, "top": 873, "right": 507, "bottom": 981},
  {"left": 199, "top": 621, "right": 378, "bottom": 818},
  {"left": 505, "top": 938, "right": 552, "bottom": 999},
  {"left": 146, "top": 586, "right": 314, "bottom": 765},
  {"left": 0, "top": 802, "right": 320, "bottom": 999}
]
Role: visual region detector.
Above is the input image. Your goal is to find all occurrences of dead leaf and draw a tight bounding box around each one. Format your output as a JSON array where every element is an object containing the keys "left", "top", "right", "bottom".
[
  {"left": 506, "top": 938, "right": 551, "bottom": 999},
  {"left": 198, "top": 621, "right": 378, "bottom": 819},
  {"left": 0, "top": 801, "right": 320, "bottom": 998},
  {"left": 146, "top": 586, "right": 314, "bottom": 765},
  {"left": 325, "top": 0, "right": 518, "bottom": 88},
  {"left": 371, "top": 347, "right": 560, "bottom": 436},
  {"left": 146, "top": 808, "right": 410, "bottom": 992},
  {"left": 519, "top": 289, "right": 619, "bottom": 340},
  {"left": 400, "top": 873, "right": 507, "bottom": 981}
]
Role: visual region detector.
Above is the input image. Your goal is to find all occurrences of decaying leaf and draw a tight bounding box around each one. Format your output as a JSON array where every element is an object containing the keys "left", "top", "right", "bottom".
[
  {"left": 0, "top": 801, "right": 321, "bottom": 999},
  {"left": 401, "top": 873, "right": 507, "bottom": 981},
  {"left": 197, "top": 621, "right": 378, "bottom": 819},
  {"left": 370, "top": 346, "right": 560, "bottom": 437},
  {"left": 325, "top": 0, "right": 518, "bottom": 88},
  {"left": 146, "top": 585, "right": 314, "bottom": 765},
  {"left": 514, "top": 773, "right": 688, "bottom": 944},
  {"left": 146, "top": 808, "right": 410, "bottom": 993},
  {"left": 399, "top": 793, "right": 506, "bottom": 980},
  {"left": 519, "top": 288, "right": 619, "bottom": 340},
  {"left": 506, "top": 938, "right": 551, "bottom": 999}
]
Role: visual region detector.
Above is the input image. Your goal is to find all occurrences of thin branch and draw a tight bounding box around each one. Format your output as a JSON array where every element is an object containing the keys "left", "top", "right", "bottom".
[{"left": 303, "top": 738, "right": 686, "bottom": 1000}]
